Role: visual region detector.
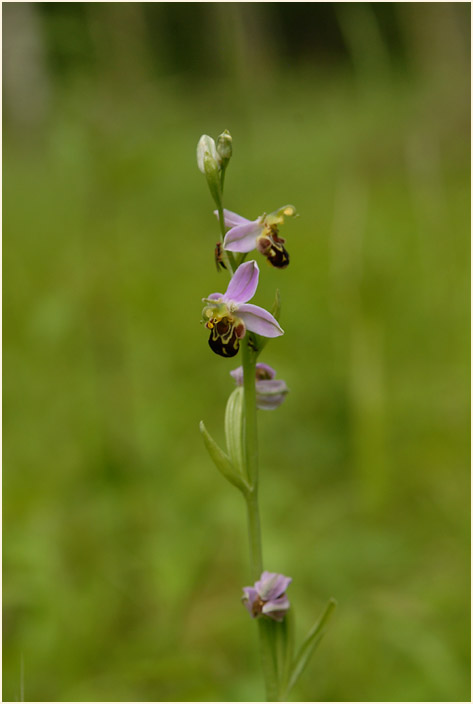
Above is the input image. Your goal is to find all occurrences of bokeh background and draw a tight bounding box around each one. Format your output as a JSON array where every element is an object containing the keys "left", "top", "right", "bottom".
[{"left": 3, "top": 2, "right": 470, "bottom": 702}]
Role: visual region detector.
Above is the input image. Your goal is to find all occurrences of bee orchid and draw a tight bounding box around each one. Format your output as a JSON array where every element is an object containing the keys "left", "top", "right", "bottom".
[
  {"left": 202, "top": 261, "right": 283, "bottom": 357},
  {"left": 230, "top": 363, "right": 288, "bottom": 410},
  {"left": 242, "top": 571, "right": 292, "bottom": 622},
  {"left": 216, "top": 205, "right": 297, "bottom": 269}
]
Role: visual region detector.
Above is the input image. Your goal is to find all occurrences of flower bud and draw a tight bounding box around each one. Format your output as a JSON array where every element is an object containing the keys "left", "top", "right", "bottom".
[
  {"left": 196, "top": 135, "right": 220, "bottom": 174},
  {"left": 203, "top": 153, "right": 222, "bottom": 209},
  {"left": 216, "top": 129, "right": 233, "bottom": 165}
]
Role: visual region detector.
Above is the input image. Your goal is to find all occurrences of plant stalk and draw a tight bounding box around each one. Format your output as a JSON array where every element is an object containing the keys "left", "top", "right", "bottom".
[
  {"left": 215, "top": 171, "right": 277, "bottom": 700},
  {"left": 241, "top": 338, "right": 278, "bottom": 701},
  {"left": 216, "top": 204, "right": 235, "bottom": 274}
]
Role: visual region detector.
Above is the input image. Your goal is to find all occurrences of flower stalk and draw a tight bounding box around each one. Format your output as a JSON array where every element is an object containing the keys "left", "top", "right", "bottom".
[
  {"left": 241, "top": 338, "right": 259, "bottom": 494},
  {"left": 217, "top": 204, "right": 235, "bottom": 274},
  {"left": 242, "top": 316, "right": 283, "bottom": 700},
  {"left": 197, "top": 130, "right": 335, "bottom": 702}
]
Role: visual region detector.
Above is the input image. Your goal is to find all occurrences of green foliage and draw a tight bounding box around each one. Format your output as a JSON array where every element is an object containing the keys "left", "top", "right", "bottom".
[
  {"left": 200, "top": 419, "right": 248, "bottom": 494},
  {"left": 223, "top": 388, "right": 246, "bottom": 484},
  {"left": 285, "top": 599, "right": 337, "bottom": 698}
]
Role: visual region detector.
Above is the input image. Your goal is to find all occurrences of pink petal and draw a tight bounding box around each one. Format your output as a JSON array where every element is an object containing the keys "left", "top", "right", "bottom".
[
  {"left": 224, "top": 261, "right": 259, "bottom": 303},
  {"left": 236, "top": 304, "right": 284, "bottom": 337},
  {"left": 223, "top": 222, "right": 262, "bottom": 253},
  {"left": 262, "top": 595, "right": 290, "bottom": 621},
  {"left": 256, "top": 572, "right": 292, "bottom": 600},
  {"left": 256, "top": 393, "right": 287, "bottom": 411},
  {"left": 256, "top": 379, "right": 287, "bottom": 394},
  {"left": 218, "top": 209, "right": 252, "bottom": 227},
  {"left": 242, "top": 586, "right": 259, "bottom": 618},
  {"left": 256, "top": 379, "right": 289, "bottom": 410},
  {"left": 259, "top": 570, "right": 273, "bottom": 582},
  {"left": 230, "top": 366, "right": 244, "bottom": 385},
  {"left": 207, "top": 292, "right": 224, "bottom": 301}
]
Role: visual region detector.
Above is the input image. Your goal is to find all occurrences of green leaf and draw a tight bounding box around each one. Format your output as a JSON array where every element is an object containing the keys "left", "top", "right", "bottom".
[
  {"left": 277, "top": 608, "right": 295, "bottom": 698},
  {"left": 258, "top": 618, "right": 279, "bottom": 702},
  {"left": 199, "top": 421, "right": 249, "bottom": 493},
  {"left": 224, "top": 387, "right": 246, "bottom": 480},
  {"left": 285, "top": 598, "right": 337, "bottom": 697}
]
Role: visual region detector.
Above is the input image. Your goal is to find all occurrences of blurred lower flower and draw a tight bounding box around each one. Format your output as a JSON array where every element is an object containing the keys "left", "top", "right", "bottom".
[
  {"left": 242, "top": 571, "right": 292, "bottom": 621},
  {"left": 231, "top": 363, "right": 288, "bottom": 410}
]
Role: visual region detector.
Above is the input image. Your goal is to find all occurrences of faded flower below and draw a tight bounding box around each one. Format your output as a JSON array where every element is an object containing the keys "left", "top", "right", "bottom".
[
  {"left": 231, "top": 363, "right": 288, "bottom": 410},
  {"left": 242, "top": 571, "right": 292, "bottom": 622},
  {"left": 217, "top": 205, "right": 297, "bottom": 269},
  {"left": 202, "top": 261, "right": 283, "bottom": 358}
]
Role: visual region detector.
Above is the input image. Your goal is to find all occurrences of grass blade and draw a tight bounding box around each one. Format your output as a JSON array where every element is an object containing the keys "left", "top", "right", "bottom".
[{"left": 286, "top": 598, "right": 337, "bottom": 696}]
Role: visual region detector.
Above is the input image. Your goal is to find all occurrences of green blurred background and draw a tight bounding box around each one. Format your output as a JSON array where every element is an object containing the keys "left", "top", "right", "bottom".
[{"left": 3, "top": 2, "right": 470, "bottom": 701}]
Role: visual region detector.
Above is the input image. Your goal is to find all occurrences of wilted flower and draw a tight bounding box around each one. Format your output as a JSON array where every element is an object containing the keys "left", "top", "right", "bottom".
[
  {"left": 202, "top": 261, "right": 283, "bottom": 358},
  {"left": 242, "top": 571, "right": 292, "bottom": 622},
  {"left": 230, "top": 363, "right": 288, "bottom": 410},
  {"left": 217, "top": 205, "right": 297, "bottom": 269}
]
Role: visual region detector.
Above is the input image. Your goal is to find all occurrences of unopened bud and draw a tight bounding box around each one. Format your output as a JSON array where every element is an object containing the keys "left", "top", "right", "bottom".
[
  {"left": 203, "top": 152, "right": 222, "bottom": 208},
  {"left": 196, "top": 135, "right": 220, "bottom": 174},
  {"left": 216, "top": 129, "right": 233, "bottom": 165}
]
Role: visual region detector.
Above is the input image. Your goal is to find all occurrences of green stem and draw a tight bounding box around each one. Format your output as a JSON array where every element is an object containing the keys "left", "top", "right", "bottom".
[
  {"left": 241, "top": 340, "right": 262, "bottom": 578},
  {"left": 216, "top": 204, "right": 236, "bottom": 274},
  {"left": 241, "top": 338, "right": 278, "bottom": 701},
  {"left": 258, "top": 619, "right": 279, "bottom": 702},
  {"left": 241, "top": 339, "right": 259, "bottom": 492},
  {"left": 214, "top": 162, "right": 277, "bottom": 700},
  {"left": 246, "top": 489, "right": 262, "bottom": 579},
  {"left": 212, "top": 165, "right": 237, "bottom": 275},
  {"left": 220, "top": 164, "right": 227, "bottom": 194}
]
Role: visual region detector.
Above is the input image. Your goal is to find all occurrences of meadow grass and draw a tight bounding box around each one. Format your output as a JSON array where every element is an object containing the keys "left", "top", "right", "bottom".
[{"left": 3, "top": 55, "right": 470, "bottom": 702}]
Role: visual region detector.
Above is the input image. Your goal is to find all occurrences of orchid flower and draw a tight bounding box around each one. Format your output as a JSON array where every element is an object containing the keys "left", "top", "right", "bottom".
[
  {"left": 242, "top": 571, "right": 292, "bottom": 622},
  {"left": 202, "top": 261, "right": 283, "bottom": 357},
  {"left": 231, "top": 363, "right": 288, "bottom": 410},
  {"left": 216, "top": 205, "right": 297, "bottom": 269}
]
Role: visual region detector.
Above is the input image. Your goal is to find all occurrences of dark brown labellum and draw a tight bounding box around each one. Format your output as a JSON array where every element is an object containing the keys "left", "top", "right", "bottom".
[
  {"left": 257, "top": 227, "right": 290, "bottom": 269},
  {"left": 255, "top": 366, "right": 273, "bottom": 381},
  {"left": 266, "top": 241, "right": 290, "bottom": 269},
  {"left": 256, "top": 236, "right": 272, "bottom": 255},
  {"left": 208, "top": 318, "right": 241, "bottom": 357}
]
